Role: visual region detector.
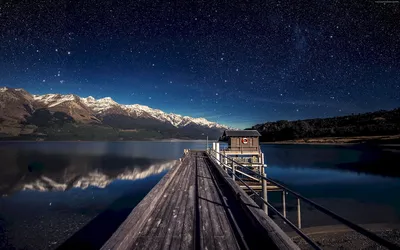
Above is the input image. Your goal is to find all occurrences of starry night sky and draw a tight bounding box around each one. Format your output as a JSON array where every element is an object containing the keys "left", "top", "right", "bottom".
[{"left": 0, "top": 0, "right": 399, "bottom": 128}]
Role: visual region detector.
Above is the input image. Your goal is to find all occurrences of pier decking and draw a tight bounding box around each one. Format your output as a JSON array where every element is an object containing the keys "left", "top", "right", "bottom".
[{"left": 101, "top": 151, "right": 298, "bottom": 250}]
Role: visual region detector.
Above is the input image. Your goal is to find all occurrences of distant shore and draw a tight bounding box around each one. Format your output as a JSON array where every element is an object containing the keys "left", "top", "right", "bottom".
[
  {"left": 261, "top": 134, "right": 400, "bottom": 145},
  {"left": 1, "top": 134, "right": 400, "bottom": 145},
  {"left": 0, "top": 138, "right": 211, "bottom": 143}
]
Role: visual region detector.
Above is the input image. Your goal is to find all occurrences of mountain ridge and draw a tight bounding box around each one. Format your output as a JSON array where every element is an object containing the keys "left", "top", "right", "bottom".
[
  {"left": 0, "top": 87, "right": 230, "bottom": 140},
  {"left": 32, "top": 90, "right": 227, "bottom": 129}
]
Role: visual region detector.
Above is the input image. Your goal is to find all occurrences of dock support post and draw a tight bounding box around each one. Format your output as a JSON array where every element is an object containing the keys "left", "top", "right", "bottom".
[
  {"left": 297, "top": 198, "right": 301, "bottom": 229},
  {"left": 262, "top": 173, "right": 268, "bottom": 215},
  {"left": 282, "top": 191, "right": 286, "bottom": 218}
]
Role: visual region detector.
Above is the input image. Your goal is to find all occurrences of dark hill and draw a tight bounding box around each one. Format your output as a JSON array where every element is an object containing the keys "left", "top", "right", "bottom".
[{"left": 250, "top": 108, "right": 400, "bottom": 143}]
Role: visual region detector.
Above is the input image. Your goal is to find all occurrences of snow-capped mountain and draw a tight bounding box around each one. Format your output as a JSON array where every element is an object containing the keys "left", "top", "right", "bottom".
[
  {"left": 33, "top": 94, "right": 228, "bottom": 129},
  {"left": 30, "top": 92, "right": 227, "bottom": 129},
  {"left": 0, "top": 87, "right": 230, "bottom": 140}
]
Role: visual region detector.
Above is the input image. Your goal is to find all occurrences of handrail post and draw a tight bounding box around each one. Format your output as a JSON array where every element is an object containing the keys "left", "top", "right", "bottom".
[
  {"left": 232, "top": 160, "right": 235, "bottom": 181},
  {"left": 297, "top": 198, "right": 301, "bottom": 229},
  {"left": 216, "top": 142, "right": 220, "bottom": 165},
  {"left": 262, "top": 173, "right": 268, "bottom": 215},
  {"left": 224, "top": 155, "right": 228, "bottom": 173},
  {"left": 212, "top": 142, "right": 216, "bottom": 159},
  {"left": 260, "top": 153, "right": 265, "bottom": 183},
  {"left": 224, "top": 153, "right": 227, "bottom": 166},
  {"left": 282, "top": 191, "right": 286, "bottom": 218}
]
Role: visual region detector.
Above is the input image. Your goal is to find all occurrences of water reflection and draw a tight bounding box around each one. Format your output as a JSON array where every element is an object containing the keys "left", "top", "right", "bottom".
[
  {"left": 0, "top": 148, "right": 177, "bottom": 195},
  {"left": 261, "top": 144, "right": 400, "bottom": 228},
  {"left": 262, "top": 144, "right": 400, "bottom": 178}
]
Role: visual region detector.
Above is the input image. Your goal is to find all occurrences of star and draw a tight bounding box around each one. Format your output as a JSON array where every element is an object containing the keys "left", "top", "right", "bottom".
[{"left": 0, "top": 0, "right": 397, "bottom": 129}]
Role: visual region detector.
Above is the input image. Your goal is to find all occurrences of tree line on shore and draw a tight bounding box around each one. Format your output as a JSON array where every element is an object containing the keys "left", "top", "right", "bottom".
[{"left": 250, "top": 108, "right": 400, "bottom": 142}]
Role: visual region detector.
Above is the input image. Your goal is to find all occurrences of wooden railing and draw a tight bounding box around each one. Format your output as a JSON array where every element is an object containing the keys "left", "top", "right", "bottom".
[{"left": 207, "top": 148, "right": 399, "bottom": 250}]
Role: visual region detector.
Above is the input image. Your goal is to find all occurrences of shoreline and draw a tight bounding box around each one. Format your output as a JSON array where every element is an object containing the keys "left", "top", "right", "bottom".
[
  {"left": 261, "top": 142, "right": 400, "bottom": 147},
  {"left": 270, "top": 197, "right": 400, "bottom": 248},
  {"left": 287, "top": 223, "right": 400, "bottom": 237},
  {"left": 291, "top": 223, "right": 400, "bottom": 249},
  {"left": 0, "top": 139, "right": 211, "bottom": 143},
  {"left": 260, "top": 134, "right": 400, "bottom": 146}
]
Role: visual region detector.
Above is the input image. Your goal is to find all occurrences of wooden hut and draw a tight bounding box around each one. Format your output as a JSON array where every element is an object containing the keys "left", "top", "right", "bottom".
[
  {"left": 221, "top": 130, "right": 262, "bottom": 154},
  {"left": 218, "top": 130, "right": 263, "bottom": 170},
  {"left": 214, "top": 130, "right": 277, "bottom": 192}
]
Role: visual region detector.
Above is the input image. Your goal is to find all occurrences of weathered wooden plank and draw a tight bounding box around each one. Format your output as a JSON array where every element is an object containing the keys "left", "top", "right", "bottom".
[
  {"left": 144, "top": 175, "right": 186, "bottom": 249},
  {"left": 167, "top": 183, "right": 191, "bottom": 249},
  {"left": 201, "top": 156, "right": 240, "bottom": 250},
  {"left": 200, "top": 157, "right": 230, "bottom": 250},
  {"left": 132, "top": 180, "right": 178, "bottom": 247},
  {"left": 200, "top": 157, "right": 224, "bottom": 237},
  {"left": 101, "top": 159, "right": 183, "bottom": 250},
  {"left": 170, "top": 161, "right": 191, "bottom": 240},
  {"left": 176, "top": 154, "right": 196, "bottom": 250},
  {"left": 155, "top": 153, "right": 193, "bottom": 250},
  {"left": 197, "top": 154, "right": 216, "bottom": 250},
  {"left": 135, "top": 156, "right": 189, "bottom": 250}
]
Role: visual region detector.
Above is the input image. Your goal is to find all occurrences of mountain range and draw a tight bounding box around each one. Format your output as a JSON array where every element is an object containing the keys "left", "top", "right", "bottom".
[{"left": 0, "top": 87, "right": 229, "bottom": 140}]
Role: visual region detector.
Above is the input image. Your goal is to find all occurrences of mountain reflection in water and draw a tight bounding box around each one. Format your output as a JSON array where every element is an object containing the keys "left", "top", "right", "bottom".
[{"left": 0, "top": 149, "right": 177, "bottom": 195}]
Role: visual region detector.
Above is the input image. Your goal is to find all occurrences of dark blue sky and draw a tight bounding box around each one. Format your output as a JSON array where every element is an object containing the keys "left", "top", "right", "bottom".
[{"left": 0, "top": 0, "right": 399, "bottom": 128}]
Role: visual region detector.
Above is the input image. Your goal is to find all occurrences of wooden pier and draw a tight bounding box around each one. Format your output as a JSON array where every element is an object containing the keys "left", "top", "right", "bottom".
[
  {"left": 99, "top": 130, "right": 399, "bottom": 250},
  {"left": 101, "top": 150, "right": 299, "bottom": 250}
]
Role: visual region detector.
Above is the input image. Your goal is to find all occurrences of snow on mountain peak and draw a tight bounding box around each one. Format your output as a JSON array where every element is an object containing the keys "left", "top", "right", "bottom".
[
  {"left": 33, "top": 93, "right": 79, "bottom": 107},
  {"left": 81, "top": 96, "right": 119, "bottom": 112},
  {"left": 98, "top": 97, "right": 116, "bottom": 103},
  {"left": 123, "top": 104, "right": 228, "bottom": 128}
]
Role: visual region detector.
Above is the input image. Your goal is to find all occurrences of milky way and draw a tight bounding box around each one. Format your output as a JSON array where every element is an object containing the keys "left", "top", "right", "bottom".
[{"left": 0, "top": 0, "right": 399, "bottom": 128}]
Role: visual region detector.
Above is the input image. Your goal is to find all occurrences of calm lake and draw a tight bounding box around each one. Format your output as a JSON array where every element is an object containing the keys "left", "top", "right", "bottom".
[{"left": 0, "top": 141, "right": 400, "bottom": 249}]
